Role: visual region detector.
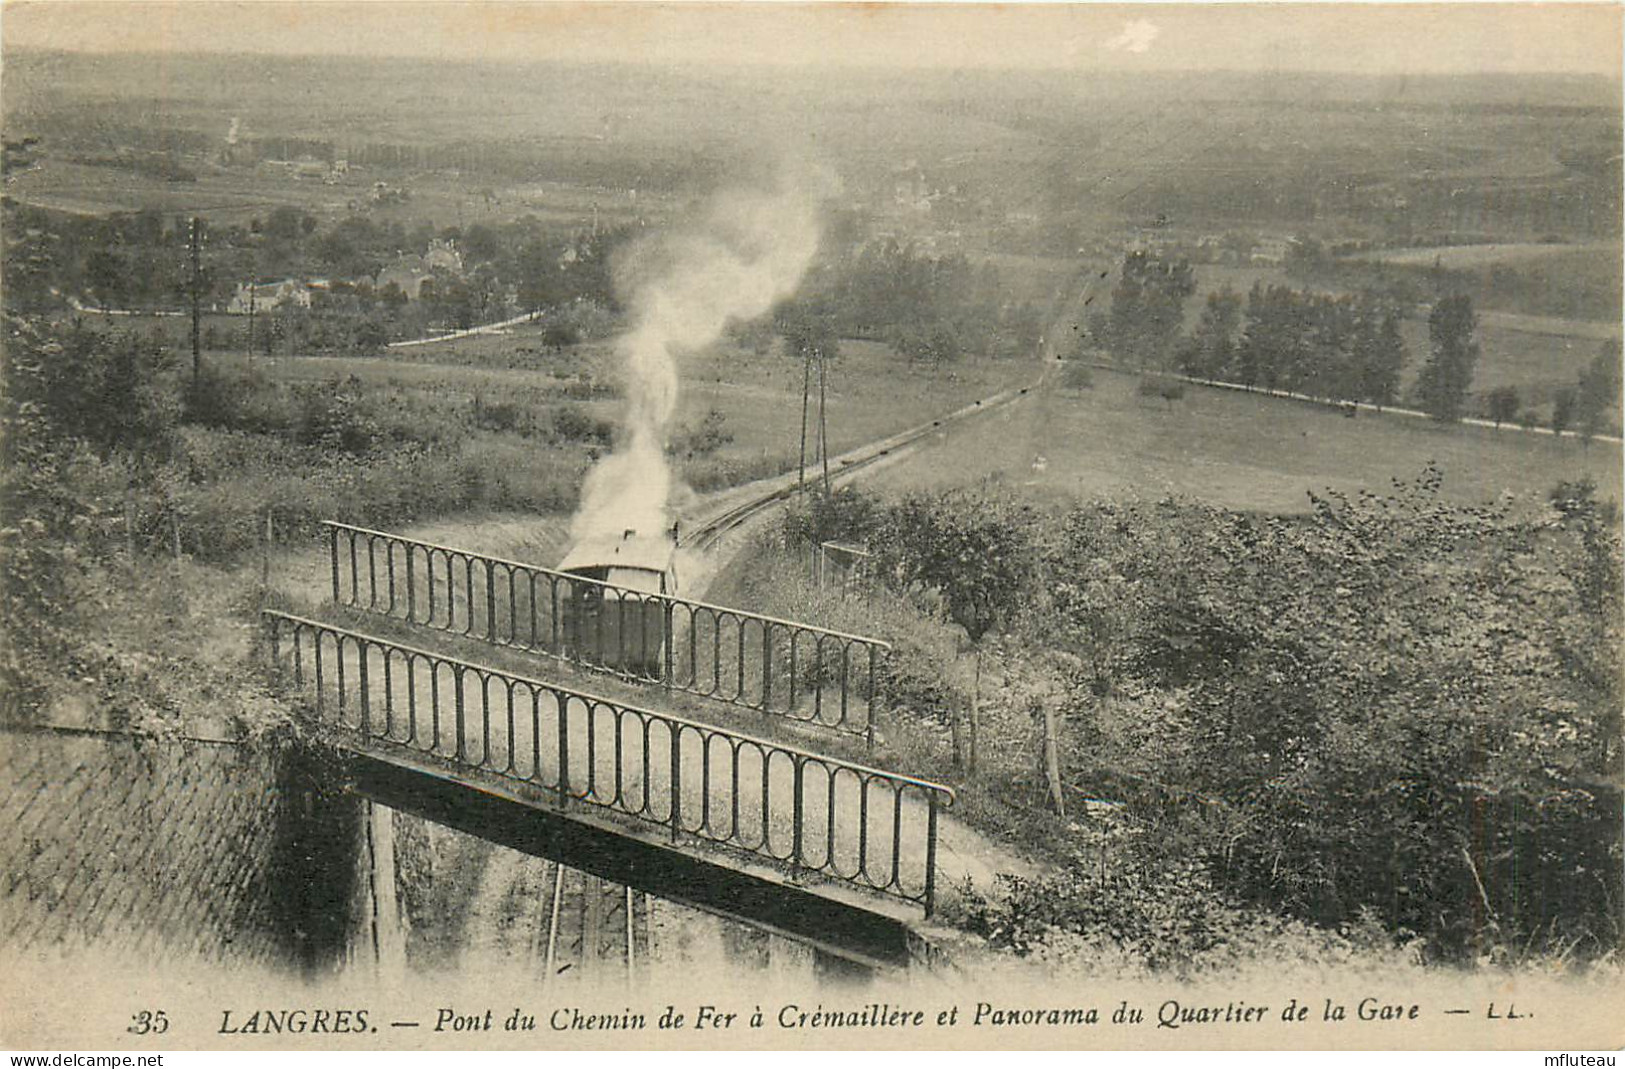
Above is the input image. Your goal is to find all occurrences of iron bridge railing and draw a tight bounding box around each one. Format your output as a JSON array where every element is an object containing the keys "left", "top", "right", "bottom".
[
  {"left": 322, "top": 521, "right": 890, "bottom": 747},
  {"left": 262, "top": 611, "right": 952, "bottom": 915}
]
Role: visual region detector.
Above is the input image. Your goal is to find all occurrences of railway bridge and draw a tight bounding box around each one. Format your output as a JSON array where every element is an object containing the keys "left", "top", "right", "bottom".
[
  {"left": 262, "top": 386, "right": 1041, "bottom": 971},
  {"left": 265, "top": 608, "right": 952, "bottom": 970}
]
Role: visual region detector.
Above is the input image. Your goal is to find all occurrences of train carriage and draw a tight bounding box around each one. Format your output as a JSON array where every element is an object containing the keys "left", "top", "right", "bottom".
[{"left": 558, "top": 530, "right": 678, "bottom": 680}]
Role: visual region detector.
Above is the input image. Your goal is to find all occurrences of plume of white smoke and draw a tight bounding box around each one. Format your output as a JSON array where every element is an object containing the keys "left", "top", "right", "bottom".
[{"left": 569, "top": 169, "right": 833, "bottom": 546}]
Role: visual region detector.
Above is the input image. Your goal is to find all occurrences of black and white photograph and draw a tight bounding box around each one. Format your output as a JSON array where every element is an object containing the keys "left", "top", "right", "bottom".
[{"left": 1, "top": 1, "right": 1621, "bottom": 1053}]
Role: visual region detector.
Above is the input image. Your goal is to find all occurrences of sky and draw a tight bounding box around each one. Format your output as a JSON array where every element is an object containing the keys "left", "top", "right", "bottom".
[{"left": 2, "top": 2, "right": 1621, "bottom": 78}]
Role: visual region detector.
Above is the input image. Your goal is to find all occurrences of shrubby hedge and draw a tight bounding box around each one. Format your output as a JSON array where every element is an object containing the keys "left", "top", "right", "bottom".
[{"left": 778, "top": 474, "right": 1622, "bottom": 965}]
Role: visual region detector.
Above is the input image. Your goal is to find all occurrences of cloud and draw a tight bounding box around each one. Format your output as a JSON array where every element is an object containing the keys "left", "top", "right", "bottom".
[{"left": 1105, "top": 19, "right": 1160, "bottom": 55}]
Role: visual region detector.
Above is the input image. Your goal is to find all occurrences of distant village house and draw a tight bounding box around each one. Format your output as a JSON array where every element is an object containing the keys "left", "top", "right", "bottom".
[{"left": 226, "top": 278, "right": 323, "bottom": 315}]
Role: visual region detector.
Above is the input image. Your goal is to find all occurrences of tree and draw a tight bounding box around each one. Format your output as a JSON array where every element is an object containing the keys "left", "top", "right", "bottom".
[
  {"left": 1238, "top": 283, "right": 1310, "bottom": 393},
  {"left": 2, "top": 212, "right": 59, "bottom": 312},
  {"left": 21, "top": 320, "right": 177, "bottom": 459},
  {"left": 265, "top": 206, "right": 311, "bottom": 243},
  {"left": 379, "top": 281, "right": 408, "bottom": 310},
  {"left": 353, "top": 320, "right": 388, "bottom": 352},
  {"left": 460, "top": 223, "right": 501, "bottom": 265},
  {"left": 1551, "top": 388, "right": 1577, "bottom": 437},
  {"left": 1178, "top": 288, "right": 1242, "bottom": 380},
  {"left": 1485, "top": 385, "right": 1520, "bottom": 428},
  {"left": 874, "top": 487, "right": 1038, "bottom": 771},
  {"left": 1106, "top": 251, "right": 1195, "bottom": 369},
  {"left": 1574, "top": 339, "right": 1622, "bottom": 443},
  {"left": 83, "top": 248, "right": 128, "bottom": 311},
  {"left": 1360, "top": 310, "right": 1407, "bottom": 410},
  {"left": 1305, "top": 294, "right": 1359, "bottom": 401},
  {"left": 1415, "top": 295, "right": 1480, "bottom": 422},
  {"left": 514, "top": 240, "right": 562, "bottom": 311}
]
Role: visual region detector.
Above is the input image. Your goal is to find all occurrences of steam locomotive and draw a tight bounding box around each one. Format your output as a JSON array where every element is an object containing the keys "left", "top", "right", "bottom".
[{"left": 557, "top": 529, "right": 679, "bottom": 680}]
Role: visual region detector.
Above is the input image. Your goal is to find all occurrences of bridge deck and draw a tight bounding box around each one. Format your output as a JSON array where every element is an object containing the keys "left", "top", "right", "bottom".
[
  {"left": 262, "top": 612, "right": 1017, "bottom": 951},
  {"left": 322, "top": 520, "right": 889, "bottom": 743}
]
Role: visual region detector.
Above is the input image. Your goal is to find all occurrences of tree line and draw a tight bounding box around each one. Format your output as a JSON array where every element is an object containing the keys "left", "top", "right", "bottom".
[
  {"left": 1178, "top": 282, "right": 1411, "bottom": 410},
  {"left": 1087, "top": 249, "right": 1621, "bottom": 434},
  {"left": 804, "top": 238, "right": 1043, "bottom": 363}
]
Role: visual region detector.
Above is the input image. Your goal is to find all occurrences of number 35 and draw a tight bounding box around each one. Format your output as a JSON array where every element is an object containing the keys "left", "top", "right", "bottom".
[{"left": 128, "top": 1010, "right": 169, "bottom": 1035}]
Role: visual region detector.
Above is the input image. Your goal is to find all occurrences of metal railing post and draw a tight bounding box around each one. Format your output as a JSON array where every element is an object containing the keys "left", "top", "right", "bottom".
[
  {"left": 358, "top": 639, "right": 371, "bottom": 739},
  {"left": 485, "top": 560, "right": 497, "bottom": 641},
  {"left": 405, "top": 544, "right": 417, "bottom": 622},
  {"left": 453, "top": 665, "right": 467, "bottom": 762},
  {"left": 550, "top": 577, "right": 561, "bottom": 655},
  {"left": 348, "top": 530, "right": 359, "bottom": 607},
  {"left": 556, "top": 691, "right": 570, "bottom": 809},
  {"left": 662, "top": 600, "right": 675, "bottom": 688},
  {"left": 329, "top": 525, "right": 341, "bottom": 604},
  {"left": 445, "top": 555, "right": 457, "bottom": 633},
  {"left": 312, "top": 628, "right": 326, "bottom": 717},
  {"left": 761, "top": 623, "right": 773, "bottom": 710},
  {"left": 791, "top": 756, "right": 805, "bottom": 872},
  {"left": 669, "top": 728, "right": 682, "bottom": 843},
  {"left": 527, "top": 573, "right": 539, "bottom": 649},
  {"left": 924, "top": 791, "right": 940, "bottom": 917},
  {"left": 868, "top": 646, "right": 883, "bottom": 755}
]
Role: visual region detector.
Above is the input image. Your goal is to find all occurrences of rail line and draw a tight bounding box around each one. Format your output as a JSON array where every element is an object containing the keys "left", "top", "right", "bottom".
[
  {"left": 538, "top": 862, "right": 652, "bottom": 982},
  {"left": 682, "top": 380, "right": 1038, "bottom": 552}
]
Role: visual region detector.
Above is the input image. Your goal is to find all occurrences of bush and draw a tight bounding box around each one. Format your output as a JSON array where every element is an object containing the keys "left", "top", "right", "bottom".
[
  {"left": 183, "top": 366, "right": 272, "bottom": 430},
  {"left": 780, "top": 486, "right": 883, "bottom": 550},
  {"left": 1137, "top": 374, "right": 1185, "bottom": 407},
  {"left": 471, "top": 396, "right": 534, "bottom": 437},
  {"left": 1041, "top": 478, "right": 1622, "bottom": 963},
  {"left": 671, "top": 408, "right": 732, "bottom": 458},
  {"left": 551, "top": 403, "right": 614, "bottom": 446},
  {"left": 957, "top": 856, "right": 1411, "bottom": 978},
  {"left": 292, "top": 376, "right": 378, "bottom": 454}
]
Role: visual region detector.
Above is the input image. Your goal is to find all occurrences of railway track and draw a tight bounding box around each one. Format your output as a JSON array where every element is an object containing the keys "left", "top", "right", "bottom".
[
  {"left": 683, "top": 379, "right": 1039, "bottom": 552},
  {"left": 536, "top": 860, "right": 655, "bottom": 983}
]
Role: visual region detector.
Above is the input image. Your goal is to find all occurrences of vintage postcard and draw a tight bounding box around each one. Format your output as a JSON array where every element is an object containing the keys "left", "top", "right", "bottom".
[{"left": 1, "top": 1, "right": 1621, "bottom": 1053}]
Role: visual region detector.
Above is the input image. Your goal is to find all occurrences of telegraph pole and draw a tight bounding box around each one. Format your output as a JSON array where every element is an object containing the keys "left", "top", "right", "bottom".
[
  {"left": 818, "top": 344, "right": 831, "bottom": 495},
  {"left": 188, "top": 216, "right": 203, "bottom": 382},
  {"left": 247, "top": 272, "right": 256, "bottom": 364}
]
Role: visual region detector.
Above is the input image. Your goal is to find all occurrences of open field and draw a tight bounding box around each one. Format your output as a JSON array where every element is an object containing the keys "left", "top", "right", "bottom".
[
  {"left": 861, "top": 367, "right": 1621, "bottom": 512},
  {"left": 5, "top": 154, "right": 670, "bottom": 234},
  {"left": 673, "top": 338, "right": 1036, "bottom": 477},
  {"left": 1352, "top": 241, "right": 1620, "bottom": 270}
]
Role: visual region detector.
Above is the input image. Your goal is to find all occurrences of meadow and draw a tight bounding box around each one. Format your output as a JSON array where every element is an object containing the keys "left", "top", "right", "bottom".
[{"left": 861, "top": 367, "right": 1621, "bottom": 512}]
